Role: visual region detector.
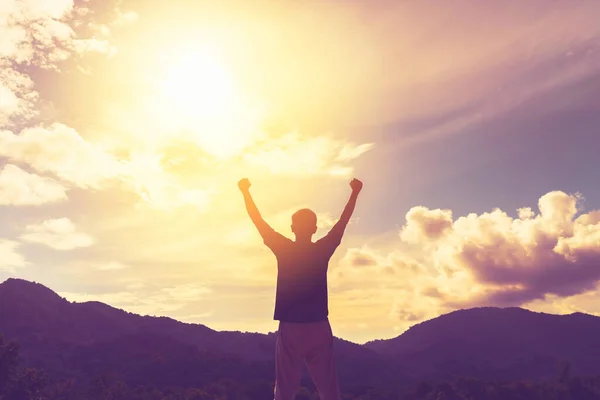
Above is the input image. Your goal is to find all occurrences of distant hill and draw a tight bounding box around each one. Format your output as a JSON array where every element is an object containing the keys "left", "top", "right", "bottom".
[
  {"left": 365, "top": 306, "right": 600, "bottom": 380},
  {"left": 0, "top": 278, "right": 377, "bottom": 356},
  {"left": 2, "top": 277, "right": 600, "bottom": 388},
  {"left": 0, "top": 278, "right": 384, "bottom": 388}
]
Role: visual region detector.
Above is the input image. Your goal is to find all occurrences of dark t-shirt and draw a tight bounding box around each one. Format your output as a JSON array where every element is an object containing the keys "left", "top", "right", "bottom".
[{"left": 263, "top": 228, "right": 342, "bottom": 323}]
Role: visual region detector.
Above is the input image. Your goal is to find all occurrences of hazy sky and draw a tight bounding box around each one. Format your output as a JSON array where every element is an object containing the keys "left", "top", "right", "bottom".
[{"left": 1, "top": 0, "right": 600, "bottom": 343}]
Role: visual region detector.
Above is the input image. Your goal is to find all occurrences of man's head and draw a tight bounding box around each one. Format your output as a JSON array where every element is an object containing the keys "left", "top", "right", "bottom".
[{"left": 291, "top": 208, "right": 317, "bottom": 239}]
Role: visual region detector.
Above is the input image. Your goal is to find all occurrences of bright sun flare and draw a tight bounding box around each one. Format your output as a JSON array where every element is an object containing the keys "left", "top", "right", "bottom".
[
  {"left": 157, "top": 50, "right": 262, "bottom": 158},
  {"left": 161, "top": 52, "right": 235, "bottom": 118}
]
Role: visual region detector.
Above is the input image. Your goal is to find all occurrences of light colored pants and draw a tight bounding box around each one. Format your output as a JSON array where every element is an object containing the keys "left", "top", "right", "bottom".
[{"left": 274, "top": 319, "right": 341, "bottom": 400}]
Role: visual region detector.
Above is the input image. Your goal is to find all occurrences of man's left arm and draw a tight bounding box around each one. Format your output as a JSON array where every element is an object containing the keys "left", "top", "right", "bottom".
[{"left": 320, "top": 178, "right": 363, "bottom": 249}]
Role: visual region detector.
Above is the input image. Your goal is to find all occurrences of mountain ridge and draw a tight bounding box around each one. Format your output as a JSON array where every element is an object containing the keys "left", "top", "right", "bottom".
[
  {"left": 3, "top": 277, "right": 600, "bottom": 383},
  {"left": 0, "top": 277, "right": 377, "bottom": 361}
]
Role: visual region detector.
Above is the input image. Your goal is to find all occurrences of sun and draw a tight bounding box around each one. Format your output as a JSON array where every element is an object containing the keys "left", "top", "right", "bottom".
[
  {"left": 156, "top": 49, "right": 263, "bottom": 158},
  {"left": 161, "top": 52, "right": 235, "bottom": 118}
]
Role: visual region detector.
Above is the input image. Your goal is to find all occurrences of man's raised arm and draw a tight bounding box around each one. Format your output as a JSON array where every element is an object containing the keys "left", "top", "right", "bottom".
[
  {"left": 325, "top": 178, "right": 363, "bottom": 244},
  {"left": 238, "top": 178, "right": 274, "bottom": 238}
]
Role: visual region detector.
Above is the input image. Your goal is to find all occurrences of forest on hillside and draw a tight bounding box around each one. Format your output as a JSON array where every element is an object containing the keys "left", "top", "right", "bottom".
[{"left": 3, "top": 333, "right": 600, "bottom": 400}]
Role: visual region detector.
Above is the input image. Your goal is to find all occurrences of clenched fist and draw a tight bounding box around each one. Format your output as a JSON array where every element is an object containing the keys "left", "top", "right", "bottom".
[
  {"left": 350, "top": 178, "right": 363, "bottom": 193},
  {"left": 238, "top": 178, "right": 251, "bottom": 192}
]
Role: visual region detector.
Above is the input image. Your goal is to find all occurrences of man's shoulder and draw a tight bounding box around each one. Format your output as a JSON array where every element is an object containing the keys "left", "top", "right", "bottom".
[
  {"left": 316, "top": 231, "right": 342, "bottom": 247},
  {"left": 263, "top": 230, "right": 293, "bottom": 251}
]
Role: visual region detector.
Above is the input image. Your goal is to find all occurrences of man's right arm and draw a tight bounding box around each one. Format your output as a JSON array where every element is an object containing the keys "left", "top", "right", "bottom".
[
  {"left": 238, "top": 178, "right": 273, "bottom": 239},
  {"left": 238, "top": 178, "right": 288, "bottom": 251}
]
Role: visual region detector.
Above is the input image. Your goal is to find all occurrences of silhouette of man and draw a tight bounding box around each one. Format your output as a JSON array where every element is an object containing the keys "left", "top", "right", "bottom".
[{"left": 238, "top": 177, "right": 363, "bottom": 400}]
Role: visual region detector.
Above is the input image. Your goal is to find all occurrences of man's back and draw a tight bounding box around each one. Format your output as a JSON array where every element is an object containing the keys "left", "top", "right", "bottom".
[{"left": 264, "top": 233, "right": 342, "bottom": 323}]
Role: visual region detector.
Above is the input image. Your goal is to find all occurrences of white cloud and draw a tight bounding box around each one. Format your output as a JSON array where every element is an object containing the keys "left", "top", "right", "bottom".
[
  {"left": 111, "top": 9, "right": 138, "bottom": 26},
  {"left": 0, "top": 64, "right": 37, "bottom": 127},
  {"left": 0, "top": 0, "right": 73, "bottom": 66},
  {"left": 0, "top": 123, "right": 125, "bottom": 188},
  {"left": 400, "top": 206, "right": 453, "bottom": 244},
  {"left": 335, "top": 143, "right": 375, "bottom": 162},
  {"left": 72, "top": 38, "right": 117, "bottom": 57},
  {"left": 96, "top": 261, "right": 129, "bottom": 271},
  {"left": 0, "top": 124, "right": 218, "bottom": 208},
  {"left": 0, "top": 164, "right": 67, "bottom": 205},
  {"left": 0, "top": 240, "right": 27, "bottom": 273},
  {"left": 87, "top": 22, "right": 111, "bottom": 37},
  {"left": 0, "top": 0, "right": 121, "bottom": 64},
  {"left": 20, "top": 218, "right": 94, "bottom": 250},
  {"left": 0, "top": 83, "right": 20, "bottom": 122},
  {"left": 243, "top": 132, "right": 373, "bottom": 177},
  {"left": 0, "top": 124, "right": 220, "bottom": 209},
  {"left": 17, "top": 0, "right": 74, "bottom": 20},
  {"left": 162, "top": 284, "right": 212, "bottom": 301},
  {"left": 58, "top": 283, "right": 213, "bottom": 317},
  {"left": 328, "top": 191, "right": 600, "bottom": 335},
  {"left": 0, "top": 0, "right": 123, "bottom": 129},
  {"left": 124, "top": 151, "right": 215, "bottom": 210}
]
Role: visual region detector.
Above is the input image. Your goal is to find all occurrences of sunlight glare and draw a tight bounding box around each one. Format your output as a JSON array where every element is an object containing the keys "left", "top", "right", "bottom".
[
  {"left": 156, "top": 49, "right": 264, "bottom": 159},
  {"left": 161, "top": 52, "right": 235, "bottom": 119}
]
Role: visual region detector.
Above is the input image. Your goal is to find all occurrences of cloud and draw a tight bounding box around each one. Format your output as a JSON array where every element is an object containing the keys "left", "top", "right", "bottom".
[
  {"left": 83, "top": 5, "right": 138, "bottom": 36},
  {"left": 0, "top": 164, "right": 68, "bottom": 205},
  {"left": 422, "top": 191, "right": 600, "bottom": 307},
  {"left": 0, "top": 0, "right": 123, "bottom": 128},
  {"left": 0, "top": 64, "right": 38, "bottom": 127},
  {"left": 0, "top": 124, "right": 217, "bottom": 209},
  {"left": 0, "top": 0, "right": 83, "bottom": 66},
  {"left": 179, "top": 311, "right": 215, "bottom": 323},
  {"left": 400, "top": 206, "right": 454, "bottom": 243},
  {"left": 96, "top": 261, "right": 129, "bottom": 271},
  {"left": 15, "top": 0, "right": 74, "bottom": 20},
  {"left": 335, "top": 143, "right": 375, "bottom": 162},
  {"left": 161, "top": 284, "right": 213, "bottom": 301},
  {"left": 328, "top": 191, "right": 600, "bottom": 335},
  {"left": 58, "top": 283, "right": 213, "bottom": 317},
  {"left": 345, "top": 248, "right": 378, "bottom": 268},
  {"left": 20, "top": 217, "right": 94, "bottom": 250},
  {"left": 0, "top": 1, "right": 176, "bottom": 211},
  {"left": 331, "top": 247, "right": 402, "bottom": 290},
  {"left": 123, "top": 151, "right": 215, "bottom": 210},
  {"left": 243, "top": 132, "right": 373, "bottom": 177},
  {"left": 0, "top": 0, "right": 119, "bottom": 140},
  {"left": 0, "top": 240, "right": 27, "bottom": 273},
  {"left": 111, "top": 9, "right": 138, "bottom": 26},
  {"left": 72, "top": 38, "right": 117, "bottom": 57},
  {"left": 0, "top": 123, "right": 125, "bottom": 188},
  {"left": 0, "top": 124, "right": 217, "bottom": 208}
]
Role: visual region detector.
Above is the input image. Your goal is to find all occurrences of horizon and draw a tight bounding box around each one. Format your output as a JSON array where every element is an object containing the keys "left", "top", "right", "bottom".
[
  {"left": 1, "top": 0, "right": 600, "bottom": 344},
  {"left": 1, "top": 276, "right": 596, "bottom": 346}
]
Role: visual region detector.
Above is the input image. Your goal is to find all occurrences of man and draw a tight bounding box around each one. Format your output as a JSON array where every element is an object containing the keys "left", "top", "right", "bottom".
[{"left": 238, "top": 177, "right": 363, "bottom": 400}]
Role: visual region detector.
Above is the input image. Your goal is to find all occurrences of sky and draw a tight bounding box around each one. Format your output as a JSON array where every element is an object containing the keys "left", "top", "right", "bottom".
[{"left": 1, "top": 0, "right": 600, "bottom": 344}]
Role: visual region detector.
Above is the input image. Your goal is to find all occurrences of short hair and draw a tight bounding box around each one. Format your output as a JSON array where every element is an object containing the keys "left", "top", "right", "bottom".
[{"left": 291, "top": 208, "right": 317, "bottom": 227}]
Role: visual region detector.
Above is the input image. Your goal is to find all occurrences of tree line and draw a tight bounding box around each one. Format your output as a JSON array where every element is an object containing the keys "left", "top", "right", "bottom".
[{"left": 3, "top": 333, "right": 600, "bottom": 400}]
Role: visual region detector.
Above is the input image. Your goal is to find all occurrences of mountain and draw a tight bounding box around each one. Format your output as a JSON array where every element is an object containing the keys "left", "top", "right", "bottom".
[
  {"left": 3, "top": 277, "right": 600, "bottom": 389},
  {"left": 0, "top": 278, "right": 376, "bottom": 355},
  {"left": 365, "top": 307, "right": 600, "bottom": 380},
  {"left": 0, "top": 278, "right": 384, "bottom": 388}
]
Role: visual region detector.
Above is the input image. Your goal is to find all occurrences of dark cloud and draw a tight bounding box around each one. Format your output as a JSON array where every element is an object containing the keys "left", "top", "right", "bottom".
[
  {"left": 421, "top": 287, "right": 443, "bottom": 299},
  {"left": 350, "top": 251, "right": 378, "bottom": 267},
  {"left": 395, "top": 309, "right": 423, "bottom": 322}
]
